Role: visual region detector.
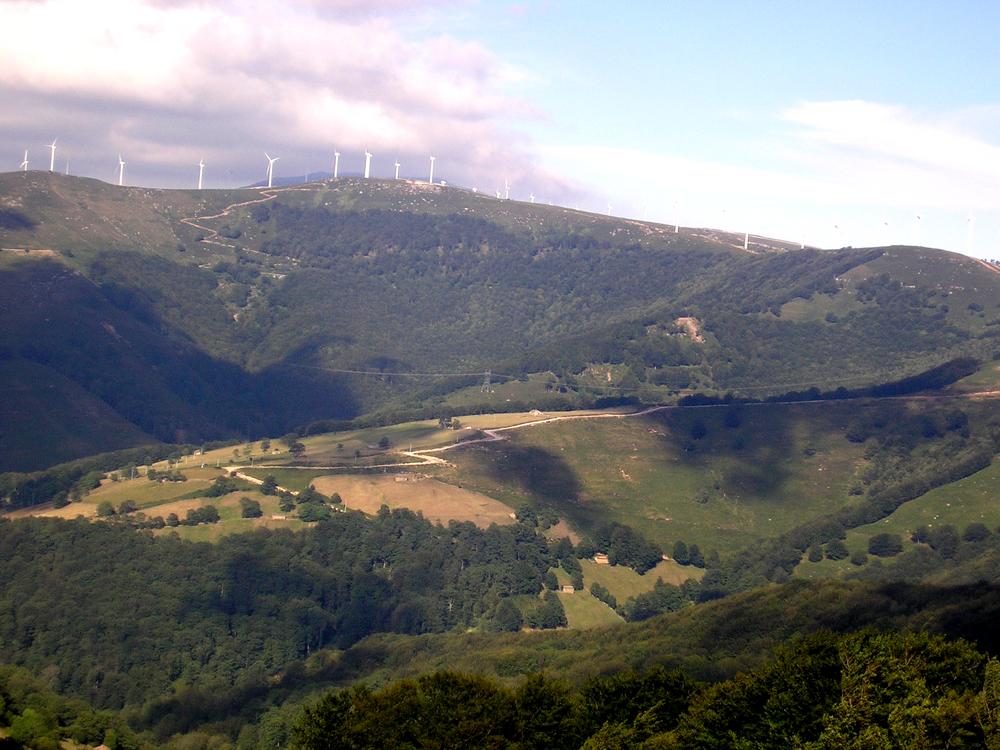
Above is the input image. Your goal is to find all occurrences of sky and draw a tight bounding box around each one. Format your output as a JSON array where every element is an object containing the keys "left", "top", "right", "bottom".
[{"left": 2, "top": 0, "right": 999, "bottom": 258}]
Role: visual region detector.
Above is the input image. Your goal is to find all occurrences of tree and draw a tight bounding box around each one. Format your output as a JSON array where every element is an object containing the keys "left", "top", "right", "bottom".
[
  {"left": 289, "top": 442, "right": 306, "bottom": 458},
  {"left": 260, "top": 475, "right": 278, "bottom": 495},
  {"left": 963, "top": 522, "right": 991, "bottom": 542},
  {"left": 166, "top": 512, "right": 179, "bottom": 527},
  {"left": 928, "top": 524, "right": 960, "bottom": 559},
  {"left": 493, "top": 599, "right": 523, "bottom": 632},
  {"left": 378, "top": 436, "right": 391, "bottom": 450},
  {"left": 868, "top": 533, "right": 903, "bottom": 557},
  {"left": 299, "top": 503, "right": 331, "bottom": 522},
  {"left": 825, "top": 539, "right": 849, "bottom": 560},
  {"left": 240, "top": 497, "right": 263, "bottom": 518},
  {"left": 117, "top": 500, "right": 138, "bottom": 515},
  {"left": 279, "top": 494, "right": 296, "bottom": 513},
  {"left": 673, "top": 540, "right": 690, "bottom": 565},
  {"left": 96, "top": 501, "right": 115, "bottom": 518},
  {"left": 260, "top": 438, "right": 271, "bottom": 451},
  {"left": 688, "top": 543, "right": 705, "bottom": 568},
  {"left": 808, "top": 542, "right": 824, "bottom": 563}
]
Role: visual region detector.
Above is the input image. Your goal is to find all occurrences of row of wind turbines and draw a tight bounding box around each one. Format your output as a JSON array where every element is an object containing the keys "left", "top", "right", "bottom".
[
  {"left": 261, "top": 149, "right": 436, "bottom": 189},
  {"left": 14, "top": 142, "right": 989, "bottom": 257},
  {"left": 20, "top": 139, "right": 128, "bottom": 186}
]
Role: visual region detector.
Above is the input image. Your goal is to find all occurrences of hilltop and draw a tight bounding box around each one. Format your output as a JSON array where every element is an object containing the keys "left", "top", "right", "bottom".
[{"left": 2, "top": 171, "right": 999, "bottom": 471}]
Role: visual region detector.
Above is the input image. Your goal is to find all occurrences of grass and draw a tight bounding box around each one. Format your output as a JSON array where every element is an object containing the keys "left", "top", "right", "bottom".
[
  {"left": 441, "top": 401, "right": 867, "bottom": 553},
  {"left": 152, "top": 491, "right": 306, "bottom": 542},
  {"left": 547, "top": 557, "right": 703, "bottom": 629},
  {"left": 557, "top": 591, "right": 623, "bottom": 629},
  {"left": 797, "top": 458, "right": 1000, "bottom": 579},
  {"left": 581, "top": 559, "right": 703, "bottom": 601},
  {"left": 241, "top": 468, "right": 337, "bottom": 492}
]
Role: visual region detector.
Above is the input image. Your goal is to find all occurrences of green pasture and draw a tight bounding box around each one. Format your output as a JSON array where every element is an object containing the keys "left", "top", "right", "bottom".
[{"left": 443, "top": 401, "right": 866, "bottom": 553}]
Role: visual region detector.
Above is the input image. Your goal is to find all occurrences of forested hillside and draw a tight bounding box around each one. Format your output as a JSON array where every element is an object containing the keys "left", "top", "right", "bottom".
[{"left": 2, "top": 172, "right": 1000, "bottom": 471}]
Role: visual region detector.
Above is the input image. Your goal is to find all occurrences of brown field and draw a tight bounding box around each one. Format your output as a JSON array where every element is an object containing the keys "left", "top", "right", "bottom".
[
  {"left": 310, "top": 474, "right": 516, "bottom": 528},
  {"left": 544, "top": 519, "right": 581, "bottom": 544}
]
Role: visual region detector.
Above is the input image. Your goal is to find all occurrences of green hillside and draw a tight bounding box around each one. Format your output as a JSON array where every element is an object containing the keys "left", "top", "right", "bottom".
[{"left": 2, "top": 171, "right": 999, "bottom": 476}]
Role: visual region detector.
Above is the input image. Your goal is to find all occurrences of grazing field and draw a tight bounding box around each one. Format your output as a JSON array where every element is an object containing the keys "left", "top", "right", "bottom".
[
  {"left": 581, "top": 559, "right": 704, "bottom": 600},
  {"left": 151, "top": 491, "right": 306, "bottom": 542},
  {"left": 556, "top": 591, "right": 623, "bottom": 629},
  {"left": 442, "top": 401, "right": 868, "bottom": 553},
  {"left": 241, "top": 467, "right": 340, "bottom": 492},
  {"left": 309, "top": 474, "right": 517, "bottom": 528},
  {"left": 795, "top": 459, "right": 1000, "bottom": 579}
]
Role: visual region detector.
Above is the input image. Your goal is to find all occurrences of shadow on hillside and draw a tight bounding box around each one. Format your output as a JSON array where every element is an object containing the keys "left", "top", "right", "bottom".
[
  {"left": 478, "top": 444, "right": 583, "bottom": 506},
  {"left": 0, "top": 208, "right": 36, "bottom": 231},
  {"left": 653, "top": 406, "right": 796, "bottom": 501}
]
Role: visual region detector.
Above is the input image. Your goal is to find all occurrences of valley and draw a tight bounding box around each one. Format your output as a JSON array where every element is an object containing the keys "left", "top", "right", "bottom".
[{"left": 2, "top": 172, "right": 1000, "bottom": 749}]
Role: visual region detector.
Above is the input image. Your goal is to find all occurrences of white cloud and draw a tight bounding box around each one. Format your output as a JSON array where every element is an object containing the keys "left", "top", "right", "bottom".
[
  {"left": 538, "top": 100, "right": 1000, "bottom": 257},
  {"left": 0, "top": 0, "right": 571, "bottom": 195}
]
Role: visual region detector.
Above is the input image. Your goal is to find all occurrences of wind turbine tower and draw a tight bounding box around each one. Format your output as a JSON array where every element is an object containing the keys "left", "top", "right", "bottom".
[
  {"left": 504, "top": 179, "right": 510, "bottom": 200},
  {"left": 394, "top": 160, "right": 401, "bottom": 180},
  {"left": 743, "top": 232, "right": 749, "bottom": 251},
  {"left": 333, "top": 151, "right": 340, "bottom": 179},
  {"left": 20, "top": 150, "right": 28, "bottom": 172},
  {"left": 364, "top": 150, "right": 372, "bottom": 179},
  {"left": 198, "top": 159, "right": 205, "bottom": 190},
  {"left": 529, "top": 193, "right": 535, "bottom": 203},
  {"left": 428, "top": 156, "right": 435, "bottom": 185},
  {"left": 264, "top": 153, "right": 278, "bottom": 188},
  {"left": 47, "top": 139, "right": 57, "bottom": 172},
  {"left": 118, "top": 154, "right": 126, "bottom": 186}
]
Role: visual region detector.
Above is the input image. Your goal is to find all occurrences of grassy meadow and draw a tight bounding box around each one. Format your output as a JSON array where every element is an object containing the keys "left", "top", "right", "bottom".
[{"left": 440, "top": 401, "right": 867, "bottom": 554}]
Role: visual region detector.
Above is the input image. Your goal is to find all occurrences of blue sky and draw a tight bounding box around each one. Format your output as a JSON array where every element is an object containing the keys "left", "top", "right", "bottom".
[{"left": 2, "top": 0, "right": 998, "bottom": 257}]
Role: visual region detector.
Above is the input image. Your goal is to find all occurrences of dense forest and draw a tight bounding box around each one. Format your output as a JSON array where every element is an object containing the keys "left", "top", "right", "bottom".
[{"left": 288, "top": 631, "right": 1000, "bottom": 750}]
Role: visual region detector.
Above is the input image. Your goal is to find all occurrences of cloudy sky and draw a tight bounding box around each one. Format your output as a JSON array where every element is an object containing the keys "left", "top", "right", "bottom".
[{"left": 2, "top": 0, "right": 999, "bottom": 257}]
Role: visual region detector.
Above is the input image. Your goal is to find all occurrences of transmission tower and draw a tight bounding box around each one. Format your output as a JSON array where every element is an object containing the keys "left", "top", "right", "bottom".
[{"left": 481, "top": 369, "right": 493, "bottom": 393}]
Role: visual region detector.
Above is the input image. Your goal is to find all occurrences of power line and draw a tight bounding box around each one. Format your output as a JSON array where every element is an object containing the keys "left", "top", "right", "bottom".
[{"left": 284, "top": 363, "right": 519, "bottom": 380}]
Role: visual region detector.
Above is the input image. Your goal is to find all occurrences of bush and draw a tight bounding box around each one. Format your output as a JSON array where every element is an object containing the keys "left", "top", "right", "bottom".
[
  {"left": 963, "top": 522, "right": 991, "bottom": 542},
  {"left": 868, "top": 533, "right": 903, "bottom": 557},
  {"left": 850, "top": 550, "right": 868, "bottom": 566},
  {"left": 299, "top": 503, "right": 332, "bottom": 522},
  {"left": 240, "top": 497, "right": 263, "bottom": 518},
  {"left": 825, "top": 540, "right": 849, "bottom": 560},
  {"left": 927, "top": 525, "right": 960, "bottom": 559}
]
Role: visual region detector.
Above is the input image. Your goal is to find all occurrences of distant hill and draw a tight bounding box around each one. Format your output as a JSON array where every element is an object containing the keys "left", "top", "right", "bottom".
[{"left": 1, "top": 170, "right": 999, "bottom": 471}]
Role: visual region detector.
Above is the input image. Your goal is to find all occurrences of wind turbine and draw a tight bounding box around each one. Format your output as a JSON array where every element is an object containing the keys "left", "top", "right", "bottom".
[
  {"left": 198, "top": 158, "right": 205, "bottom": 190},
  {"left": 394, "top": 159, "right": 401, "bottom": 180},
  {"left": 117, "top": 154, "right": 125, "bottom": 186},
  {"left": 47, "top": 139, "right": 57, "bottom": 172},
  {"left": 333, "top": 151, "right": 340, "bottom": 179},
  {"left": 965, "top": 213, "right": 976, "bottom": 256},
  {"left": 264, "top": 153, "right": 278, "bottom": 188},
  {"left": 743, "top": 232, "right": 749, "bottom": 251},
  {"left": 364, "top": 149, "right": 372, "bottom": 179},
  {"left": 529, "top": 193, "right": 535, "bottom": 203},
  {"left": 504, "top": 179, "right": 510, "bottom": 200},
  {"left": 428, "top": 155, "right": 435, "bottom": 185},
  {"left": 19, "top": 150, "right": 28, "bottom": 172}
]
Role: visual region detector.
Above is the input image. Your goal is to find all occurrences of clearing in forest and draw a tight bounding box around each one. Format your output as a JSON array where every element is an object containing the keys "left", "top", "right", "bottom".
[{"left": 310, "top": 474, "right": 516, "bottom": 528}]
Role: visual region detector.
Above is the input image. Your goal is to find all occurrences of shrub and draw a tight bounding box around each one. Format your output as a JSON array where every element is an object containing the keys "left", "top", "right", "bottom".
[{"left": 868, "top": 533, "right": 903, "bottom": 557}]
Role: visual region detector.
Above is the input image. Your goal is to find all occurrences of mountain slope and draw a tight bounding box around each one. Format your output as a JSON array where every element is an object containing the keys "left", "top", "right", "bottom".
[{"left": 2, "top": 171, "right": 999, "bottom": 470}]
